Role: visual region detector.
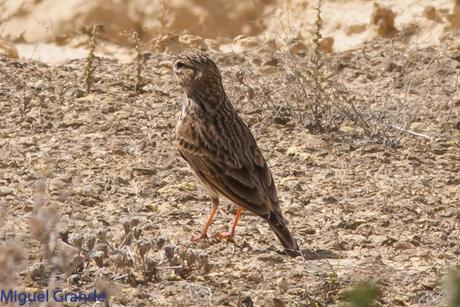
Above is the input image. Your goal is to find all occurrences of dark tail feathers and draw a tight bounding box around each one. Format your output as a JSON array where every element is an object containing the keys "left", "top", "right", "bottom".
[{"left": 267, "top": 211, "right": 300, "bottom": 257}]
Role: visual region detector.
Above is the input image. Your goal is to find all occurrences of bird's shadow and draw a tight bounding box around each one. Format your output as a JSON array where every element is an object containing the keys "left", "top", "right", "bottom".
[
  {"left": 188, "top": 239, "right": 340, "bottom": 261},
  {"left": 269, "top": 248, "right": 340, "bottom": 260}
]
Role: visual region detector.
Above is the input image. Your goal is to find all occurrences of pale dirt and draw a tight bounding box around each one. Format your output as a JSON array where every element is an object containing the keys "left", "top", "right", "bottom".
[
  {"left": 0, "top": 38, "right": 459, "bottom": 305},
  {"left": 0, "top": 1, "right": 460, "bottom": 306}
]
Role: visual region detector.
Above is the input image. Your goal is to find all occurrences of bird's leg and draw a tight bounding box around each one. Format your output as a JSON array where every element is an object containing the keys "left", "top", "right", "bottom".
[
  {"left": 192, "top": 197, "right": 219, "bottom": 241},
  {"left": 214, "top": 207, "right": 243, "bottom": 242}
]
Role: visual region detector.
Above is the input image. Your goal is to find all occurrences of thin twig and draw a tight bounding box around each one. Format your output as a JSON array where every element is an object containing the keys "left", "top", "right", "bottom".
[
  {"left": 133, "top": 32, "right": 144, "bottom": 93},
  {"left": 390, "top": 125, "right": 434, "bottom": 140},
  {"left": 84, "top": 24, "right": 103, "bottom": 95}
]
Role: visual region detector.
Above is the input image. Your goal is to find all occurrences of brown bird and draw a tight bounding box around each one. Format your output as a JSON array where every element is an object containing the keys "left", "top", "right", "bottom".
[{"left": 173, "top": 52, "right": 300, "bottom": 256}]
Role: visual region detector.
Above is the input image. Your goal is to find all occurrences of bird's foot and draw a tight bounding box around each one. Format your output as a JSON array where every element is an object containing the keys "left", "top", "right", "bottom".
[
  {"left": 213, "top": 232, "right": 235, "bottom": 242},
  {"left": 191, "top": 233, "right": 208, "bottom": 241}
]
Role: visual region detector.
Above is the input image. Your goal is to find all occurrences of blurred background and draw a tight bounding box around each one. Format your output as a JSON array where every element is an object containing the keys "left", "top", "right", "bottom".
[{"left": 0, "top": 0, "right": 459, "bottom": 63}]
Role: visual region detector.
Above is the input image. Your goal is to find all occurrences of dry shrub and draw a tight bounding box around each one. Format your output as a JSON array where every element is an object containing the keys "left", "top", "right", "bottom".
[
  {"left": 133, "top": 31, "right": 144, "bottom": 93},
  {"left": 121, "top": 30, "right": 145, "bottom": 93},
  {"left": 273, "top": 0, "right": 458, "bottom": 146},
  {"left": 284, "top": 0, "right": 396, "bottom": 144},
  {"left": 84, "top": 24, "right": 103, "bottom": 95}
]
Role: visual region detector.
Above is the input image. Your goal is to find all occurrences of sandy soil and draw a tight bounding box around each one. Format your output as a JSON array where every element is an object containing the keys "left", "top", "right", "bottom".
[
  {"left": 0, "top": 37, "right": 459, "bottom": 306},
  {"left": 1, "top": 0, "right": 459, "bottom": 63}
]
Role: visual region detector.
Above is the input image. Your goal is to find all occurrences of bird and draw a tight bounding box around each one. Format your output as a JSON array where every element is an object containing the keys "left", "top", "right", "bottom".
[{"left": 173, "top": 51, "right": 300, "bottom": 257}]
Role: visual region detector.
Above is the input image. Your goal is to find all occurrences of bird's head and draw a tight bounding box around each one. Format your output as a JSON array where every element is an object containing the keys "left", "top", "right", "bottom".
[{"left": 173, "top": 52, "right": 223, "bottom": 98}]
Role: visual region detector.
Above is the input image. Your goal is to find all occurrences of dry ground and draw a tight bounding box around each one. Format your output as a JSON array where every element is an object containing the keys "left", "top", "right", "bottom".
[{"left": 0, "top": 41, "right": 459, "bottom": 306}]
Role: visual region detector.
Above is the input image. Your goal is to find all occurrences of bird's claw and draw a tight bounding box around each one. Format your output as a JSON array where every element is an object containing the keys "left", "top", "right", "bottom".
[{"left": 191, "top": 233, "right": 208, "bottom": 241}]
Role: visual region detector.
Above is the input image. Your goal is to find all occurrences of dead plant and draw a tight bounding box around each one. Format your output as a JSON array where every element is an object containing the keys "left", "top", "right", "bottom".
[{"left": 84, "top": 24, "right": 103, "bottom": 95}]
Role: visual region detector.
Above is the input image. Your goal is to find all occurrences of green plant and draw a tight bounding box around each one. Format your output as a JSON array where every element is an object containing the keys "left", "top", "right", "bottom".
[{"left": 341, "top": 281, "right": 380, "bottom": 307}]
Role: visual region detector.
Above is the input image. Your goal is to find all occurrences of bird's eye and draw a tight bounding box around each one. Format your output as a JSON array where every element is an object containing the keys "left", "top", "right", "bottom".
[{"left": 175, "top": 61, "right": 186, "bottom": 69}]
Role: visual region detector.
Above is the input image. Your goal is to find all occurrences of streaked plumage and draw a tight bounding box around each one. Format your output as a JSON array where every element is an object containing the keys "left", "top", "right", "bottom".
[{"left": 173, "top": 52, "right": 300, "bottom": 256}]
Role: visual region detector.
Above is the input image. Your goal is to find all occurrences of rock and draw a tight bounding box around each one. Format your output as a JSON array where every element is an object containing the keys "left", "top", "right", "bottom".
[
  {"left": 73, "top": 184, "right": 98, "bottom": 197},
  {"left": 278, "top": 277, "right": 289, "bottom": 292},
  {"left": 240, "top": 296, "right": 254, "bottom": 307},
  {"left": 288, "top": 40, "right": 308, "bottom": 55},
  {"left": 323, "top": 196, "right": 338, "bottom": 204},
  {"left": 272, "top": 298, "right": 286, "bottom": 307},
  {"left": 0, "top": 37, "right": 18, "bottom": 59},
  {"left": 246, "top": 270, "right": 263, "bottom": 283},
  {"left": 371, "top": 3, "right": 398, "bottom": 38},
  {"left": 424, "top": 6, "right": 440, "bottom": 21},
  {"left": 0, "top": 187, "right": 13, "bottom": 196},
  {"left": 148, "top": 34, "right": 183, "bottom": 54},
  {"left": 178, "top": 34, "right": 207, "bottom": 50},
  {"left": 258, "top": 66, "right": 278, "bottom": 74},
  {"left": 233, "top": 35, "right": 260, "bottom": 52},
  {"left": 320, "top": 37, "right": 334, "bottom": 53},
  {"left": 347, "top": 24, "right": 367, "bottom": 35}
]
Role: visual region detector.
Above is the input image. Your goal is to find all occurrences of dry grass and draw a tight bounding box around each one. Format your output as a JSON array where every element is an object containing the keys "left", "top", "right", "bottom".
[
  {"left": 261, "top": 0, "right": 458, "bottom": 147},
  {"left": 132, "top": 32, "right": 144, "bottom": 93},
  {"left": 84, "top": 24, "right": 103, "bottom": 95}
]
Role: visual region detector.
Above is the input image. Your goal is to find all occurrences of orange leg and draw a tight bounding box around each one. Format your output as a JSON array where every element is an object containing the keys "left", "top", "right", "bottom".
[
  {"left": 214, "top": 207, "right": 243, "bottom": 242},
  {"left": 192, "top": 197, "right": 219, "bottom": 240}
]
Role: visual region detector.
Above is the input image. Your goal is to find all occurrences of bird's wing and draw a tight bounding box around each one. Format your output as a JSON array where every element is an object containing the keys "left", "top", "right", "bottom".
[{"left": 177, "top": 113, "right": 279, "bottom": 217}]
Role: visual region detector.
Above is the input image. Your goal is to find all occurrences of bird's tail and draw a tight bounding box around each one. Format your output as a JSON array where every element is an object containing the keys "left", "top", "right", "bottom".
[{"left": 267, "top": 211, "right": 300, "bottom": 257}]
